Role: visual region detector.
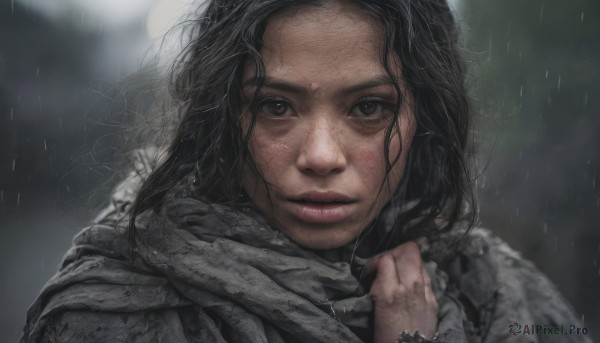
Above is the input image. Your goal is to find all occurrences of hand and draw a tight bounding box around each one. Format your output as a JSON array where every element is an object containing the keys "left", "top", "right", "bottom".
[{"left": 367, "top": 241, "right": 438, "bottom": 343}]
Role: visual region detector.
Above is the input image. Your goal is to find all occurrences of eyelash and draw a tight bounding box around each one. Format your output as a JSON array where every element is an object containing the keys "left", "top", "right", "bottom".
[
  {"left": 256, "top": 97, "right": 293, "bottom": 117},
  {"left": 254, "top": 96, "right": 397, "bottom": 122},
  {"left": 350, "top": 97, "right": 397, "bottom": 119}
]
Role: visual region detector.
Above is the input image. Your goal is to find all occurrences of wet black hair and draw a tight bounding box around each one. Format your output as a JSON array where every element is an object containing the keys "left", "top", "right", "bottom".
[{"left": 128, "top": 0, "right": 475, "bottom": 255}]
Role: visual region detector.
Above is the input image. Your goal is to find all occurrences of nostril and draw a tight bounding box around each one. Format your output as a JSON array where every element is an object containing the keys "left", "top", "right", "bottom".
[
  {"left": 296, "top": 128, "right": 348, "bottom": 176},
  {"left": 297, "top": 155, "right": 347, "bottom": 176}
]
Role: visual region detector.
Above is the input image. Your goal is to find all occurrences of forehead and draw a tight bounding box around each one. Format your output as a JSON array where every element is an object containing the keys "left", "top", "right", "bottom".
[
  {"left": 243, "top": 1, "right": 401, "bottom": 85},
  {"left": 267, "top": 1, "right": 378, "bottom": 33}
]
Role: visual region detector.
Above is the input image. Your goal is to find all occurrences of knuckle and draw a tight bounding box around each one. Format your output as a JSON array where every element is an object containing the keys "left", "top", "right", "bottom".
[
  {"left": 397, "top": 284, "right": 408, "bottom": 295},
  {"left": 411, "top": 279, "right": 424, "bottom": 289},
  {"left": 391, "top": 241, "right": 422, "bottom": 262},
  {"left": 371, "top": 291, "right": 393, "bottom": 305},
  {"left": 402, "top": 241, "right": 421, "bottom": 256},
  {"left": 371, "top": 285, "right": 409, "bottom": 306}
]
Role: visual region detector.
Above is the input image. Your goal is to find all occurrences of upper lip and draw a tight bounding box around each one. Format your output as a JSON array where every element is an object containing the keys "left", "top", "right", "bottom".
[{"left": 287, "top": 191, "right": 356, "bottom": 203}]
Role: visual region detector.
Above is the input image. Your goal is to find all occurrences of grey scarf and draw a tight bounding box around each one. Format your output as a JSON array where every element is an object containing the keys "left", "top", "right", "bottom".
[{"left": 21, "top": 170, "right": 483, "bottom": 342}]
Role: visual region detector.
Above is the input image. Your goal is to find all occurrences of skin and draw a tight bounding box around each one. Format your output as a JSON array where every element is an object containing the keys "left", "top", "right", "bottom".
[
  {"left": 241, "top": 1, "right": 438, "bottom": 340},
  {"left": 367, "top": 241, "right": 439, "bottom": 340}
]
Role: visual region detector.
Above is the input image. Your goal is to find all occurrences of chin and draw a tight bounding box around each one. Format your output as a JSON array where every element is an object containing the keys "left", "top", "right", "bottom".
[{"left": 285, "top": 227, "right": 358, "bottom": 250}]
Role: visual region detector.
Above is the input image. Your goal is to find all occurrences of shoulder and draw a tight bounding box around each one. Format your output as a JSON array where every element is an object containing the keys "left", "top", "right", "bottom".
[
  {"left": 22, "top": 308, "right": 191, "bottom": 343},
  {"left": 455, "top": 228, "right": 589, "bottom": 342},
  {"left": 93, "top": 147, "right": 161, "bottom": 226}
]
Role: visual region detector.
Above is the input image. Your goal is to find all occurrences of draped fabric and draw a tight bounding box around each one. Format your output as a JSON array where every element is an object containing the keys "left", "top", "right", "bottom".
[{"left": 20, "top": 152, "right": 589, "bottom": 342}]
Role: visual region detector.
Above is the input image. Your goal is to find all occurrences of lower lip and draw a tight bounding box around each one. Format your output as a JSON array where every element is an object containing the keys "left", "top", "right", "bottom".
[{"left": 287, "top": 201, "right": 353, "bottom": 224}]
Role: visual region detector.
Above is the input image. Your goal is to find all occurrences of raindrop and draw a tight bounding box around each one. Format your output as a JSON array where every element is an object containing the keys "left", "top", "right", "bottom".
[
  {"left": 44, "top": 139, "right": 47, "bottom": 151},
  {"left": 543, "top": 222, "right": 548, "bottom": 234},
  {"left": 548, "top": 96, "right": 552, "bottom": 106},
  {"left": 581, "top": 11, "right": 585, "bottom": 22},
  {"left": 520, "top": 85, "right": 523, "bottom": 97},
  {"left": 593, "top": 177, "right": 596, "bottom": 190},
  {"left": 539, "top": 3, "right": 544, "bottom": 24},
  {"left": 12, "top": 159, "right": 16, "bottom": 172},
  {"left": 66, "top": 185, "right": 70, "bottom": 193},
  {"left": 545, "top": 71, "right": 548, "bottom": 79},
  {"left": 59, "top": 117, "right": 63, "bottom": 130},
  {"left": 519, "top": 51, "right": 522, "bottom": 59},
  {"left": 557, "top": 75, "right": 561, "bottom": 92},
  {"left": 11, "top": 0, "right": 13, "bottom": 14},
  {"left": 515, "top": 207, "right": 520, "bottom": 215},
  {"left": 555, "top": 237, "right": 558, "bottom": 252},
  {"left": 36, "top": 67, "right": 40, "bottom": 78},
  {"left": 17, "top": 193, "right": 20, "bottom": 208},
  {"left": 584, "top": 92, "right": 588, "bottom": 106},
  {"left": 525, "top": 171, "right": 529, "bottom": 180},
  {"left": 519, "top": 150, "right": 523, "bottom": 160},
  {"left": 506, "top": 41, "right": 511, "bottom": 55}
]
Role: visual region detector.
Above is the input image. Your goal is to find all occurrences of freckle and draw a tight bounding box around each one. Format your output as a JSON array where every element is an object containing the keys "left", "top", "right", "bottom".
[{"left": 310, "top": 83, "right": 320, "bottom": 92}]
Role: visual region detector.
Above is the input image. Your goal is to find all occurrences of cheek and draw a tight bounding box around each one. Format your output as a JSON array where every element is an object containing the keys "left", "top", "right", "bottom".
[
  {"left": 245, "top": 130, "right": 292, "bottom": 189},
  {"left": 353, "top": 130, "right": 409, "bottom": 196},
  {"left": 354, "top": 147, "right": 386, "bottom": 182},
  {"left": 352, "top": 141, "right": 393, "bottom": 202}
]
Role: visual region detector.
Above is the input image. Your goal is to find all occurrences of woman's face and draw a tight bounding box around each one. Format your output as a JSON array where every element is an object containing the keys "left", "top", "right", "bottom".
[{"left": 242, "top": 1, "right": 416, "bottom": 249}]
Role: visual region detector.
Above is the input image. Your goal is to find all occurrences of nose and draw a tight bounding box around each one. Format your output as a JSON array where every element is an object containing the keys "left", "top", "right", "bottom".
[{"left": 296, "top": 118, "right": 347, "bottom": 176}]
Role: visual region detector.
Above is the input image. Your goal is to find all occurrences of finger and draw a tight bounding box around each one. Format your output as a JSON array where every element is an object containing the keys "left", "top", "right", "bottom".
[
  {"left": 370, "top": 254, "right": 399, "bottom": 294},
  {"left": 391, "top": 241, "right": 423, "bottom": 286},
  {"left": 365, "top": 238, "right": 425, "bottom": 276}
]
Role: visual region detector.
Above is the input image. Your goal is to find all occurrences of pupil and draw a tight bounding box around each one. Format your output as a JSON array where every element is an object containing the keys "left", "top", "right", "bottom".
[
  {"left": 361, "top": 102, "right": 376, "bottom": 115},
  {"left": 272, "top": 102, "right": 287, "bottom": 115}
]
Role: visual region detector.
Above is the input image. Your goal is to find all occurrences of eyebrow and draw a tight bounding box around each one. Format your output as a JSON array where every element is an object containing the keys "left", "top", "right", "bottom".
[{"left": 242, "top": 75, "right": 397, "bottom": 96}]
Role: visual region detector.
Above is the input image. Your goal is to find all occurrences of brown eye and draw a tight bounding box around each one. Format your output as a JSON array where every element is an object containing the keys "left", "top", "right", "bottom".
[
  {"left": 270, "top": 101, "right": 289, "bottom": 116},
  {"left": 259, "top": 99, "right": 291, "bottom": 117},
  {"left": 351, "top": 99, "right": 394, "bottom": 117},
  {"left": 357, "top": 101, "right": 378, "bottom": 116}
]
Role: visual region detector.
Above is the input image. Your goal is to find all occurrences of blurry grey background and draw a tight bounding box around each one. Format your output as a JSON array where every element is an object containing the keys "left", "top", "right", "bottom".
[{"left": 1, "top": 0, "right": 598, "bottom": 341}]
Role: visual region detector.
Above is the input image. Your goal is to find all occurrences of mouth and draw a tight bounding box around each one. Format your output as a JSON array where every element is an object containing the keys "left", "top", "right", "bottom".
[
  {"left": 286, "top": 191, "right": 356, "bottom": 224},
  {"left": 288, "top": 191, "right": 355, "bottom": 204},
  {"left": 290, "top": 199, "right": 352, "bottom": 205}
]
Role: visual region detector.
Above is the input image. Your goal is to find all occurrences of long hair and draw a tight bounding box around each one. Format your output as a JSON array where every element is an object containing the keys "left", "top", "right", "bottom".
[{"left": 128, "top": 0, "right": 475, "bottom": 256}]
